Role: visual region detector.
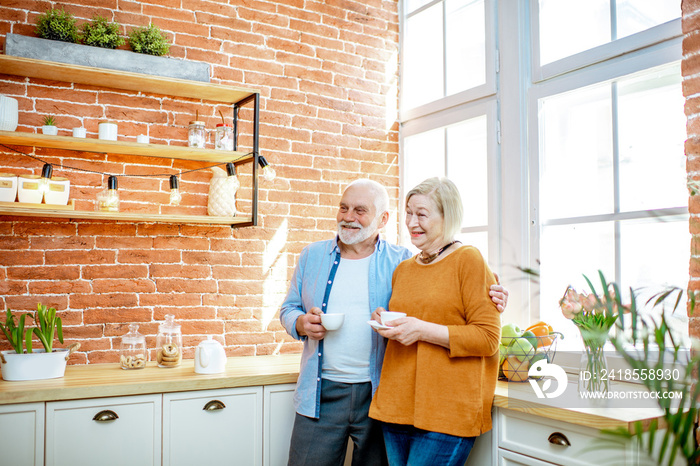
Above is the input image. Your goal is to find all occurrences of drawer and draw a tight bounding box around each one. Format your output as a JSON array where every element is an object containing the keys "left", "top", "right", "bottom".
[
  {"left": 498, "top": 409, "right": 633, "bottom": 466},
  {"left": 0, "top": 402, "right": 44, "bottom": 466},
  {"left": 46, "top": 394, "right": 161, "bottom": 466}
]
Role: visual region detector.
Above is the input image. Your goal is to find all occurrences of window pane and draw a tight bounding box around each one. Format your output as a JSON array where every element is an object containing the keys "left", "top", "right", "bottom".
[
  {"left": 447, "top": 116, "right": 488, "bottom": 227},
  {"left": 618, "top": 65, "right": 686, "bottom": 211},
  {"left": 406, "top": 0, "right": 433, "bottom": 14},
  {"left": 456, "top": 231, "right": 489, "bottom": 262},
  {"left": 539, "top": 222, "right": 615, "bottom": 348},
  {"left": 620, "top": 216, "right": 689, "bottom": 291},
  {"left": 616, "top": 0, "right": 679, "bottom": 39},
  {"left": 446, "top": 0, "right": 486, "bottom": 95},
  {"left": 539, "top": 0, "right": 610, "bottom": 65},
  {"left": 540, "top": 85, "right": 613, "bottom": 220},
  {"left": 403, "top": 4, "right": 444, "bottom": 109},
  {"left": 404, "top": 128, "right": 445, "bottom": 192}
]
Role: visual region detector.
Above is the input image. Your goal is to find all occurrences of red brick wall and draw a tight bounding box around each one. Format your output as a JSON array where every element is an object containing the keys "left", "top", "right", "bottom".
[
  {"left": 684, "top": 0, "right": 700, "bottom": 343},
  {"left": 0, "top": 1, "right": 399, "bottom": 363}
]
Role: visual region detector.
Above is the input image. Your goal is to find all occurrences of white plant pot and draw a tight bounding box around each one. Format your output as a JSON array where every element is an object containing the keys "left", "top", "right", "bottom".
[
  {"left": 0, "top": 344, "right": 79, "bottom": 381},
  {"left": 42, "top": 125, "right": 58, "bottom": 135},
  {"left": 0, "top": 95, "right": 18, "bottom": 131}
]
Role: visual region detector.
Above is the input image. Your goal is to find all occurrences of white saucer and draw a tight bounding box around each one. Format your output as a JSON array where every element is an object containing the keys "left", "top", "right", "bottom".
[{"left": 367, "top": 320, "right": 391, "bottom": 330}]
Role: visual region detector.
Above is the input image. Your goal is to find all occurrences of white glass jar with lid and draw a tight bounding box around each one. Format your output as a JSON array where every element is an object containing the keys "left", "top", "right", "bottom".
[
  {"left": 188, "top": 120, "right": 206, "bottom": 148},
  {"left": 156, "top": 314, "right": 182, "bottom": 368},
  {"left": 119, "top": 324, "right": 147, "bottom": 370}
]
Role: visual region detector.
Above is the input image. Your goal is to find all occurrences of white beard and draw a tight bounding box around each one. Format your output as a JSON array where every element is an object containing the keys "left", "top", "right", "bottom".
[{"left": 337, "top": 215, "right": 381, "bottom": 245}]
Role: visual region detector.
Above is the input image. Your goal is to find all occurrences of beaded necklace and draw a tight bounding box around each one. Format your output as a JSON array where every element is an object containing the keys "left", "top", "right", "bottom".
[{"left": 418, "top": 240, "right": 460, "bottom": 264}]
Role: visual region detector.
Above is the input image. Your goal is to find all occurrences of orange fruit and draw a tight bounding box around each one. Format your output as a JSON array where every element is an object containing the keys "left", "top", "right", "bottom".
[{"left": 502, "top": 355, "right": 529, "bottom": 382}]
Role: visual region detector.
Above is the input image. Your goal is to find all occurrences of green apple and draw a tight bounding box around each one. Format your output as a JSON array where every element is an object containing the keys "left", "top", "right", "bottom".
[
  {"left": 498, "top": 343, "right": 508, "bottom": 366},
  {"left": 521, "top": 330, "right": 537, "bottom": 350},
  {"left": 501, "top": 323, "right": 522, "bottom": 346},
  {"left": 508, "top": 337, "right": 534, "bottom": 362}
]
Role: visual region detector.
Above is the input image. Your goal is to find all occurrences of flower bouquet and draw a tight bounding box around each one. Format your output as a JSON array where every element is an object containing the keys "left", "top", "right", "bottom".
[{"left": 559, "top": 272, "right": 623, "bottom": 397}]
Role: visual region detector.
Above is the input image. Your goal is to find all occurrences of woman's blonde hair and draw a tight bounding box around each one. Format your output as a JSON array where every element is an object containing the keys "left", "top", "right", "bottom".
[{"left": 406, "top": 177, "right": 463, "bottom": 244}]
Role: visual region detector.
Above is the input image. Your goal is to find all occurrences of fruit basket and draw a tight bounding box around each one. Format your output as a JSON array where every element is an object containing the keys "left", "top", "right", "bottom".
[{"left": 498, "top": 333, "right": 560, "bottom": 382}]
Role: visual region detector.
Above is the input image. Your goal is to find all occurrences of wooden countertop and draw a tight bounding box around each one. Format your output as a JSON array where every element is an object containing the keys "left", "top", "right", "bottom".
[{"left": 0, "top": 354, "right": 666, "bottom": 432}]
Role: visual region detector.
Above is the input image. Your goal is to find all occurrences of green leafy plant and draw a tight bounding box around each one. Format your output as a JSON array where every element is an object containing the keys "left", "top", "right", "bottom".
[
  {"left": 35, "top": 8, "right": 79, "bottom": 43},
  {"left": 26, "top": 303, "right": 63, "bottom": 353},
  {"left": 128, "top": 23, "right": 170, "bottom": 56},
  {"left": 80, "top": 15, "right": 125, "bottom": 49},
  {"left": 0, "top": 309, "right": 28, "bottom": 354},
  {"left": 42, "top": 115, "right": 56, "bottom": 126}
]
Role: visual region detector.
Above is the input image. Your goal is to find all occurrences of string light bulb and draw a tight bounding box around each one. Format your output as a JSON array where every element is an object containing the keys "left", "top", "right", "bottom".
[
  {"left": 226, "top": 162, "right": 240, "bottom": 192},
  {"left": 169, "top": 175, "right": 182, "bottom": 206},
  {"left": 40, "top": 163, "right": 53, "bottom": 196},
  {"left": 258, "top": 156, "right": 276, "bottom": 182},
  {"left": 96, "top": 175, "right": 120, "bottom": 212}
]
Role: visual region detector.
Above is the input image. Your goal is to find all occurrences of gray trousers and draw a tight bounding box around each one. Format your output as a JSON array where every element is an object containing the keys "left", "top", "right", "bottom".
[{"left": 287, "top": 379, "right": 388, "bottom": 466}]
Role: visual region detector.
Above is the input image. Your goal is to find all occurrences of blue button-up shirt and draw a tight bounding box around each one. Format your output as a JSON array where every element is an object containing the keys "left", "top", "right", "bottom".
[{"left": 279, "top": 236, "right": 412, "bottom": 419}]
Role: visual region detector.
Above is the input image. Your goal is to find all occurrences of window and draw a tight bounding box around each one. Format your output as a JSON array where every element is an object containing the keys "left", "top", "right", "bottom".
[{"left": 399, "top": 1, "right": 686, "bottom": 349}]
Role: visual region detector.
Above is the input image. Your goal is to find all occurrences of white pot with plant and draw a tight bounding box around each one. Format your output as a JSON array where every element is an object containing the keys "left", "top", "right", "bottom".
[
  {"left": 41, "top": 115, "right": 58, "bottom": 135},
  {"left": 0, "top": 304, "right": 79, "bottom": 381}
]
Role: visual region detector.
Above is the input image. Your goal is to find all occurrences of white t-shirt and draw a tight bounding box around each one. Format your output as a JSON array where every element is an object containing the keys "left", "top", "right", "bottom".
[{"left": 321, "top": 255, "right": 372, "bottom": 383}]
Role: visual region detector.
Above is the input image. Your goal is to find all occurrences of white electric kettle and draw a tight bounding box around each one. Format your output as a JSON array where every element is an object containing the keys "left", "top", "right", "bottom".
[{"left": 194, "top": 336, "right": 227, "bottom": 374}]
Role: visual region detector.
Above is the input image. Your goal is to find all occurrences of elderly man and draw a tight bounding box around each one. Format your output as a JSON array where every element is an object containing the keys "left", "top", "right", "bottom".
[{"left": 280, "top": 179, "right": 507, "bottom": 466}]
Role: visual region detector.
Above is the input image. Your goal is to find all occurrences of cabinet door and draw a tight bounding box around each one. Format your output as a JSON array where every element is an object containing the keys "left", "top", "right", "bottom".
[
  {"left": 263, "top": 383, "right": 296, "bottom": 466},
  {"left": 0, "top": 402, "right": 44, "bottom": 466},
  {"left": 163, "top": 386, "right": 263, "bottom": 466},
  {"left": 46, "top": 394, "right": 161, "bottom": 466}
]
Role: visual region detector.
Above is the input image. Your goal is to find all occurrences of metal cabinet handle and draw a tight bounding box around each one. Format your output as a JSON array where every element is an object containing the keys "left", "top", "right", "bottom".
[
  {"left": 548, "top": 432, "right": 571, "bottom": 446},
  {"left": 203, "top": 400, "right": 226, "bottom": 411},
  {"left": 93, "top": 410, "right": 119, "bottom": 422}
]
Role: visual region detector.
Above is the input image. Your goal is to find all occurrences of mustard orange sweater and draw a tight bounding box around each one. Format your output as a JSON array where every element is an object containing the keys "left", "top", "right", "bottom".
[{"left": 369, "top": 246, "right": 501, "bottom": 438}]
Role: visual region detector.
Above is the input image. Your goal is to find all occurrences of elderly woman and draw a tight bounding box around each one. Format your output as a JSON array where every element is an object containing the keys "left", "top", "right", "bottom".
[{"left": 368, "top": 177, "right": 501, "bottom": 466}]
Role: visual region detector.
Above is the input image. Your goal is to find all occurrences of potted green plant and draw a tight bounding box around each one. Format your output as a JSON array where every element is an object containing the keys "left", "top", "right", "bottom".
[
  {"left": 80, "top": 15, "right": 125, "bottom": 49},
  {"left": 0, "top": 303, "right": 79, "bottom": 381},
  {"left": 128, "top": 23, "right": 170, "bottom": 56},
  {"left": 35, "top": 7, "right": 79, "bottom": 43},
  {"left": 41, "top": 115, "right": 58, "bottom": 135}
]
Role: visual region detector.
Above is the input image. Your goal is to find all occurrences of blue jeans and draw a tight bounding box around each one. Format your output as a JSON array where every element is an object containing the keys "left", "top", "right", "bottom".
[
  {"left": 288, "top": 379, "right": 387, "bottom": 466},
  {"left": 381, "top": 423, "right": 476, "bottom": 466}
]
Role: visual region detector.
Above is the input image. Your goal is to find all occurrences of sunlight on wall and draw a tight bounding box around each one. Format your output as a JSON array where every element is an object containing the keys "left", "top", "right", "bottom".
[{"left": 262, "top": 218, "right": 289, "bottom": 333}]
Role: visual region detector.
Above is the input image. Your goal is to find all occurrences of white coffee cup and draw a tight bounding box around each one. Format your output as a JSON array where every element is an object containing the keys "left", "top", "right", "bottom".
[
  {"left": 381, "top": 311, "right": 407, "bottom": 326},
  {"left": 137, "top": 134, "right": 149, "bottom": 144},
  {"left": 320, "top": 313, "right": 345, "bottom": 331},
  {"left": 72, "top": 127, "right": 86, "bottom": 138}
]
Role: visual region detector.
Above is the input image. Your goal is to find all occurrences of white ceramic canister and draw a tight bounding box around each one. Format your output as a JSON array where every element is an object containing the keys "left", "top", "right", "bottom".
[
  {"left": 0, "top": 173, "right": 18, "bottom": 202},
  {"left": 98, "top": 121, "right": 118, "bottom": 141},
  {"left": 44, "top": 176, "right": 70, "bottom": 205},
  {"left": 0, "top": 95, "right": 18, "bottom": 132},
  {"left": 17, "top": 175, "right": 44, "bottom": 204},
  {"left": 72, "top": 127, "right": 86, "bottom": 138}
]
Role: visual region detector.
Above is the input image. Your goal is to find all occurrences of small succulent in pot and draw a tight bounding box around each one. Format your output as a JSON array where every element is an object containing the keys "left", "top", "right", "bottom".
[
  {"left": 81, "top": 15, "right": 125, "bottom": 49},
  {"left": 128, "top": 23, "right": 170, "bottom": 56},
  {"left": 35, "top": 7, "right": 79, "bottom": 43},
  {"left": 42, "top": 115, "right": 58, "bottom": 135}
]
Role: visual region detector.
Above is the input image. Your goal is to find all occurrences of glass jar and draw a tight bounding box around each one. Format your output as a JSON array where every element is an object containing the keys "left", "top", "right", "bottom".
[
  {"left": 156, "top": 314, "right": 182, "bottom": 368},
  {"left": 119, "top": 324, "right": 147, "bottom": 370},
  {"left": 188, "top": 121, "right": 206, "bottom": 148},
  {"left": 215, "top": 123, "right": 233, "bottom": 151}
]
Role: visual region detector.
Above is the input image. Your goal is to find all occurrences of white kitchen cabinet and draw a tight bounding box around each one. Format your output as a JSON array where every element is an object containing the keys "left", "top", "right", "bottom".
[
  {"left": 263, "top": 383, "right": 296, "bottom": 466},
  {"left": 498, "top": 449, "right": 558, "bottom": 465},
  {"left": 0, "top": 402, "right": 44, "bottom": 466},
  {"left": 45, "top": 394, "right": 161, "bottom": 466},
  {"left": 163, "top": 387, "right": 263, "bottom": 466}
]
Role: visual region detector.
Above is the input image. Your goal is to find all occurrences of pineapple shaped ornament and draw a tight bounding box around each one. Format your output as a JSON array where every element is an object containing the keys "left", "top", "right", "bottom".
[{"left": 207, "top": 163, "right": 239, "bottom": 216}]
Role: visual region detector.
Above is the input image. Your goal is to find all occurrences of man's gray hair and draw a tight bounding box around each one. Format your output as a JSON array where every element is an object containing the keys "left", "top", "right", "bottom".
[{"left": 345, "top": 179, "right": 389, "bottom": 216}]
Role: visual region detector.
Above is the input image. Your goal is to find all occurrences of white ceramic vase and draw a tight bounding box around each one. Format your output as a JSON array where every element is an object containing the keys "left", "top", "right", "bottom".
[
  {"left": 207, "top": 167, "right": 239, "bottom": 216},
  {"left": 0, "top": 95, "right": 18, "bottom": 131}
]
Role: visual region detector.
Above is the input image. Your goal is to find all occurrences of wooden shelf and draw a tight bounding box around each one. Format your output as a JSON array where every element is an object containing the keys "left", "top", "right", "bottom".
[
  {"left": 0, "top": 55, "right": 257, "bottom": 104},
  {"left": 0, "top": 131, "right": 253, "bottom": 164},
  {"left": 0, "top": 202, "right": 253, "bottom": 225}
]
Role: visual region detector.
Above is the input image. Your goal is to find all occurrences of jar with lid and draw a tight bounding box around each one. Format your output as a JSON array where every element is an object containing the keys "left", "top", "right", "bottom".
[
  {"left": 188, "top": 121, "right": 206, "bottom": 148},
  {"left": 119, "top": 324, "right": 147, "bottom": 370},
  {"left": 156, "top": 314, "right": 182, "bottom": 368},
  {"left": 215, "top": 123, "right": 233, "bottom": 151}
]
